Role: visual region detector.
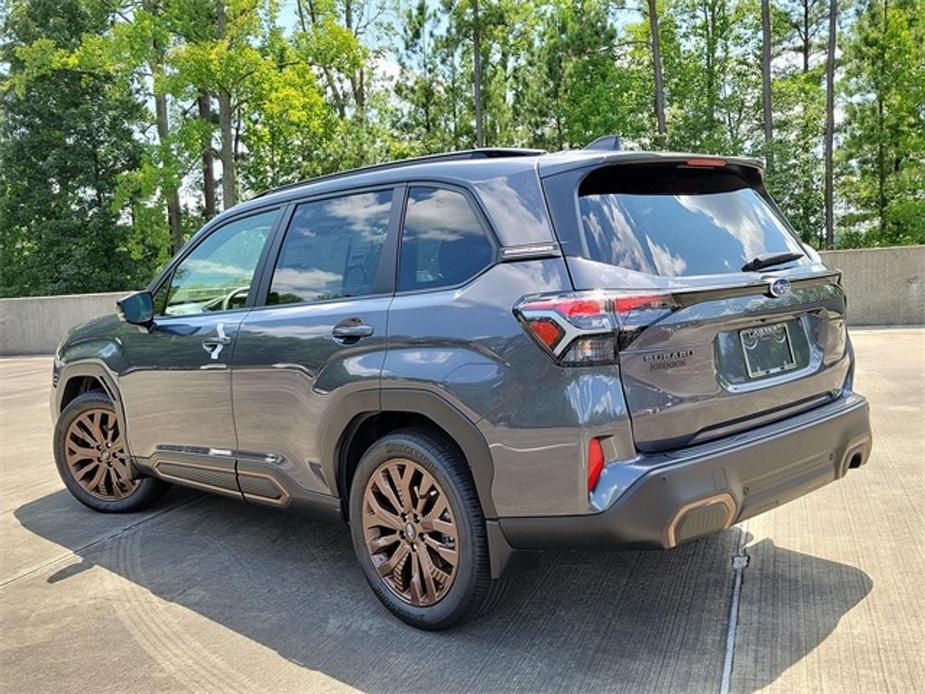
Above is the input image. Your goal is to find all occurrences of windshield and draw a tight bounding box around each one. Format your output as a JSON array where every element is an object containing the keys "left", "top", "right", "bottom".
[{"left": 577, "top": 168, "right": 807, "bottom": 277}]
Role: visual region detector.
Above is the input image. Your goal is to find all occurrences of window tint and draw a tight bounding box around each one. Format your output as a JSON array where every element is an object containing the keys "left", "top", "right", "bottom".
[
  {"left": 577, "top": 167, "right": 807, "bottom": 277},
  {"left": 268, "top": 190, "right": 392, "bottom": 305},
  {"left": 399, "top": 187, "right": 494, "bottom": 292},
  {"left": 163, "top": 209, "right": 278, "bottom": 316}
]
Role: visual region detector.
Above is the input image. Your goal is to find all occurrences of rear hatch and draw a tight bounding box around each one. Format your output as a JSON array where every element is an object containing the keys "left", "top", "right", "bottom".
[{"left": 542, "top": 158, "right": 849, "bottom": 452}]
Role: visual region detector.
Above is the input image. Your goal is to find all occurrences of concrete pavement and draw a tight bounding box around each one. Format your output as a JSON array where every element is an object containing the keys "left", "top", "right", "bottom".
[{"left": 1, "top": 329, "right": 923, "bottom": 693}]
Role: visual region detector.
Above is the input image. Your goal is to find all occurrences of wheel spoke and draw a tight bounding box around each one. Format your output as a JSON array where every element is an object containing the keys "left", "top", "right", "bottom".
[
  {"left": 109, "top": 469, "right": 124, "bottom": 499},
  {"left": 376, "top": 542, "right": 410, "bottom": 578},
  {"left": 365, "top": 494, "right": 403, "bottom": 531},
  {"left": 375, "top": 468, "right": 404, "bottom": 514},
  {"left": 73, "top": 461, "right": 101, "bottom": 481},
  {"left": 367, "top": 531, "right": 400, "bottom": 553},
  {"left": 66, "top": 443, "right": 99, "bottom": 461},
  {"left": 85, "top": 464, "right": 108, "bottom": 493},
  {"left": 422, "top": 536, "right": 458, "bottom": 567},
  {"left": 110, "top": 456, "right": 130, "bottom": 480},
  {"left": 416, "top": 546, "right": 439, "bottom": 602},
  {"left": 73, "top": 420, "right": 100, "bottom": 447},
  {"left": 409, "top": 551, "right": 424, "bottom": 604},
  {"left": 414, "top": 470, "right": 436, "bottom": 513},
  {"left": 397, "top": 463, "right": 414, "bottom": 511},
  {"left": 84, "top": 413, "right": 105, "bottom": 445}
]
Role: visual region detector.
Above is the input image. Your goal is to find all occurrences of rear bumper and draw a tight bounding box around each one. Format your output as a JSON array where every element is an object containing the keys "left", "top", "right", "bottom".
[{"left": 498, "top": 392, "right": 872, "bottom": 550}]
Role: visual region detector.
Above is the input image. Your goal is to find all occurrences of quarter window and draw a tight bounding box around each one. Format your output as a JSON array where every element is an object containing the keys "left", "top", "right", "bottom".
[
  {"left": 268, "top": 190, "right": 392, "bottom": 305},
  {"left": 399, "top": 187, "right": 494, "bottom": 292},
  {"left": 162, "top": 209, "right": 278, "bottom": 316}
]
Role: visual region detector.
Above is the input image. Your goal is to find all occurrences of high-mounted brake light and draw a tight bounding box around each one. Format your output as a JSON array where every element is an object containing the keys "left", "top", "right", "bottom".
[
  {"left": 514, "top": 291, "right": 677, "bottom": 365},
  {"left": 683, "top": 158, "right": 727, "bottom": 168}
]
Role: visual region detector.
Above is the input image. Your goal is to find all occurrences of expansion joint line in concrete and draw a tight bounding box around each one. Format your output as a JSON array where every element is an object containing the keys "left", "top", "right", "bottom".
[{"left": 720, "top": 525, "right": 751, "bottom": 694}]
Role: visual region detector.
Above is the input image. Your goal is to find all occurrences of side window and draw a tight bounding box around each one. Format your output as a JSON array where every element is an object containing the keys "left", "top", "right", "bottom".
[
  {"left": 268, "top": 190, "right": 392, "bottom": 305},
  {"left": 399, "top": 186, "right": 494, "bottom": 292},
  {"left": 162, "top": 209, "right": 278, "bottom": 316}
]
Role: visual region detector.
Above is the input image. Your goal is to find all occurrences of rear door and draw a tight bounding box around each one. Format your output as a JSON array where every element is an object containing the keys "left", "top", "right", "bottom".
[
  {"left": 230, "top": 187, "right": 399, "bottom": 505},
  {"left": 543, "top": 159, "right": 849, "bottom": 451}
]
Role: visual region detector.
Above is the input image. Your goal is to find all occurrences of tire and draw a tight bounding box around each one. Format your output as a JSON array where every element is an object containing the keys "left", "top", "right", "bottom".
[
  {"left": 348, "top": 428, "right": 507, "bottom": 629},
  {"left": 53, "top": 391, "right": 171, "bottom": 513}
]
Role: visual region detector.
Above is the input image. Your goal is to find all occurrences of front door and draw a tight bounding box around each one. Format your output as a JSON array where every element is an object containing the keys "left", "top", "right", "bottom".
[
  {"left": 118, "top": 208, "right": 280, "bottom": 496},
  {"left": 231, "top": 188, "right": 398, "bottom": 506}
]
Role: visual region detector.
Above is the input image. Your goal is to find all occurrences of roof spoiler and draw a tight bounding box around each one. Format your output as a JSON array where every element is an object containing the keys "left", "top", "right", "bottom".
[{"left": 584, "top": 135, "right": 622, "bottom": 151}]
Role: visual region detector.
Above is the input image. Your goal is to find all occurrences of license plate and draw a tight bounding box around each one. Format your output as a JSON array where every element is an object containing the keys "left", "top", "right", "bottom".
[{"left": 739, "top": 323, "right": 797, "bottom": 379}]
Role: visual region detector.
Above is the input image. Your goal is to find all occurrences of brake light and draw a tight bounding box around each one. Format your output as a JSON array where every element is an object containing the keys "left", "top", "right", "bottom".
[
  {"left": 683, "top": 157, "right": 727, "bottom": 168},
  {"left": 514, "top": 291, "right": 677, "bottom": 364},
  {"left": 588, "top": 438, "right": 605, "bottom": 492}
]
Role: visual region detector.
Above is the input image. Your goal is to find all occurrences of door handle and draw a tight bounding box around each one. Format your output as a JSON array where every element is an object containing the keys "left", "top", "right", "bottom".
[
  {"left": 332, "top": 319, "right": 374, "bottom": 342},
  {"left": 202, "top": 322, "right": 232, "bottom": 360}
]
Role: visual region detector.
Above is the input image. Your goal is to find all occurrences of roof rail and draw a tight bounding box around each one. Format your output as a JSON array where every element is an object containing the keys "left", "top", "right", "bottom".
[
  {"left": 584, "top": 135, "right": 622, "bottom": 151},
  {"left": 254, "top": 147, "right": 546, "bottom": 198}
]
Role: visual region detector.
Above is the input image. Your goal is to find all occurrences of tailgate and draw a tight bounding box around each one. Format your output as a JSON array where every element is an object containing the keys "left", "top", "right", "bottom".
[
  {"left": 614, "top": 273, "right": 848, "bottom": 451},
  {"left": 541, "top": 157, "right": 851, "bottom": 452}
]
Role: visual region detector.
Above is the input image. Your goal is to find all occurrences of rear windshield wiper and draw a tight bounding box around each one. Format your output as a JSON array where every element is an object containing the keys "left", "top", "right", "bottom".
[{"left": 741, "top": 251, "right": 804, "bottom": 273}]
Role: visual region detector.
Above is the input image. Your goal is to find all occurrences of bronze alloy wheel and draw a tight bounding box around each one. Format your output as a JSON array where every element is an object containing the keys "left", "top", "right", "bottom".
[
  {"left": 63, "top": 408, "right": 138, "bottom": 501},
  {"left": 362, "top": 458, "right": 460, "bottom": 607}
]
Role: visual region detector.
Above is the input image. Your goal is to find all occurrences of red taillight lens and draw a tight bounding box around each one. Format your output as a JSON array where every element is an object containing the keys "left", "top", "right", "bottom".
[
  {"left": 588, "top": 437, "right": 605, "bottom": 492},
  {"left": 613, "top": 294, "right": 670, "bottom": 313},
  {"left": 527, "top": 319, "right": 564, "bottom": 349},
  {"left": 514, "top": 291, "right": 676, "bottom": 364}
]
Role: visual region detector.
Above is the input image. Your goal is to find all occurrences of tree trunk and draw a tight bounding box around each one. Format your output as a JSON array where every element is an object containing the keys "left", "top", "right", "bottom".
[
  {"left": 216, "top": 0, "right": 236, "bottom": 210},
  {"left": 198, "top": 88, "right": 216, "bottom": 219},
  {"left": 145, "top": 0, "right": 182, "bottom": 253},
  {"left": 823, "top": 0, "right": 837, "bottom": 248},
  {"left": 761, "top": 0, "right": 773, "bottom": 165},
  {"left": 472, "top": 0, "right": 484, "bottom": 148},
  {"left": 648, "top": 0, "right": 667, "bottom": 148},
  {"left": 344, "top": 0, "right": 365, "bottom": 116},
  {"left": 802, "top": 0, "right": 810, "bottom": 72},
  {"left": 876, "top": 0, "right": 888, "bottom": 234},
  {"left": 154, "top": 92, "right": 183, "bottom": 254}
]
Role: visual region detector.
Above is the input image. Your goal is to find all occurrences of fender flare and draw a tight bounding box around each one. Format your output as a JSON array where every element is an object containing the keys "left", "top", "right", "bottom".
[
  {"left": 320, "top": 387, "right": 498, "bottom": 519},
  {"left": 54, "top": 358, "right": 134, "bottom": 460}
]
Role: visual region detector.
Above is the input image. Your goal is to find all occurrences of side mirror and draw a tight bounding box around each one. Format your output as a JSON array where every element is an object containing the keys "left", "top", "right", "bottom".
[{"left": 117, "top": 291, "right": 154, "bottom": 325}]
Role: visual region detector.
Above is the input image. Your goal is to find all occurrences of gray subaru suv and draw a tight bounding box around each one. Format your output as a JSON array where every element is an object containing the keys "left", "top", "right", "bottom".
[{"left": 51, "top": 143, "right": 872, "bottom": 629}]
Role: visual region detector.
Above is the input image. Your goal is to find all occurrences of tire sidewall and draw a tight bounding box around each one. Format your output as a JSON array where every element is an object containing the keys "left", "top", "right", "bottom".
[{"left": 349, "top": 433, "right": 484, "bottom": 629}]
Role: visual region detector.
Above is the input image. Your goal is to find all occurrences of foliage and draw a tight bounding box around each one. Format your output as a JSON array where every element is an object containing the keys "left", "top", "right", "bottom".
[{"left": 1, "top": 0, "right": 923, "bottom": 296}]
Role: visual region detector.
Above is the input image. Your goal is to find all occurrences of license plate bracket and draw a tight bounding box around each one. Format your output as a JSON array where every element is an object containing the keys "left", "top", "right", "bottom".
[{"left": 740, "top": 323, "right": 797, "bottom": 379}]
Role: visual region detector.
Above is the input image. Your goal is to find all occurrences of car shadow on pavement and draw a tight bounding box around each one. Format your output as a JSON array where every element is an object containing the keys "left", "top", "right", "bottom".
[{"left": 15, "top": 489, "right": 872, "bottom": 694}]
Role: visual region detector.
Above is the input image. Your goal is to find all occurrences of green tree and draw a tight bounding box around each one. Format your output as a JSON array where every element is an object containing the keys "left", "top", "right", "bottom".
[
  {"left": 0, "top": 0, "right": 147, "bottom": 296},
  {"left": 838, "top": 0, "right": 925, "bottom": 246}
]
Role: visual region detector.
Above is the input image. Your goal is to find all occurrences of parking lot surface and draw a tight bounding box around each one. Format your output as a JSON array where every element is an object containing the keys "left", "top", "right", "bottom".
[{"left": 1, "top": 328, "right": 923, "bottom": 693}]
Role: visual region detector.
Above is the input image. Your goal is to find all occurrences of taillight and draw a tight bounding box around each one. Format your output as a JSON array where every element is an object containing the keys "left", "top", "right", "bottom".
[
  {"left": 587, "top": 437, "right": 605, "bottom": 492},
  {"left": 514, "top": 291, "right": 677, "bottom": 364}
]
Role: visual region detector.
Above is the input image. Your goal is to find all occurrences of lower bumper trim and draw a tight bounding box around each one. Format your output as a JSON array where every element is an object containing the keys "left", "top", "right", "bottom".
[{"left": 499, "top": 393, "right": 871, "bottom": 550}]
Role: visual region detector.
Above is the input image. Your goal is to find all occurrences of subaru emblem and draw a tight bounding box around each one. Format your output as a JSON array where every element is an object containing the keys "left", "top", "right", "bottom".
[{"left": 768, "top": 278, "right": 791, "bottom": 297}]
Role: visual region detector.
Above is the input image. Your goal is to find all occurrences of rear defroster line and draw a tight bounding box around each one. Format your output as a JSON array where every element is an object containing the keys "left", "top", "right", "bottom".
[{"left": 720, "top": 524, "right": 751, "bottom": 694}]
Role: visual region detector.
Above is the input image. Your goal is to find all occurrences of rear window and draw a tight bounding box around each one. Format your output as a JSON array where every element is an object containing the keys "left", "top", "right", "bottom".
[{"left": 577, "top": 165, "right": 806, "bottom": 277}]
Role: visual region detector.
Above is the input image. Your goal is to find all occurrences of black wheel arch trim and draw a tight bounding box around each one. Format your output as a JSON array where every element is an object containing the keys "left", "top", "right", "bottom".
[
  {"left": 323, "top": 387, "right": 498, "bottom": 520},
  {"left": 54, "top": 359, "right": 136, "bottom": 469}
]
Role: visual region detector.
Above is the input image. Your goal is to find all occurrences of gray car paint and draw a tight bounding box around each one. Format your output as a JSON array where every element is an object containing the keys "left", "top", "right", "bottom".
[{"left": 51, "top": 148, "right": 871, "bottom": 547}]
